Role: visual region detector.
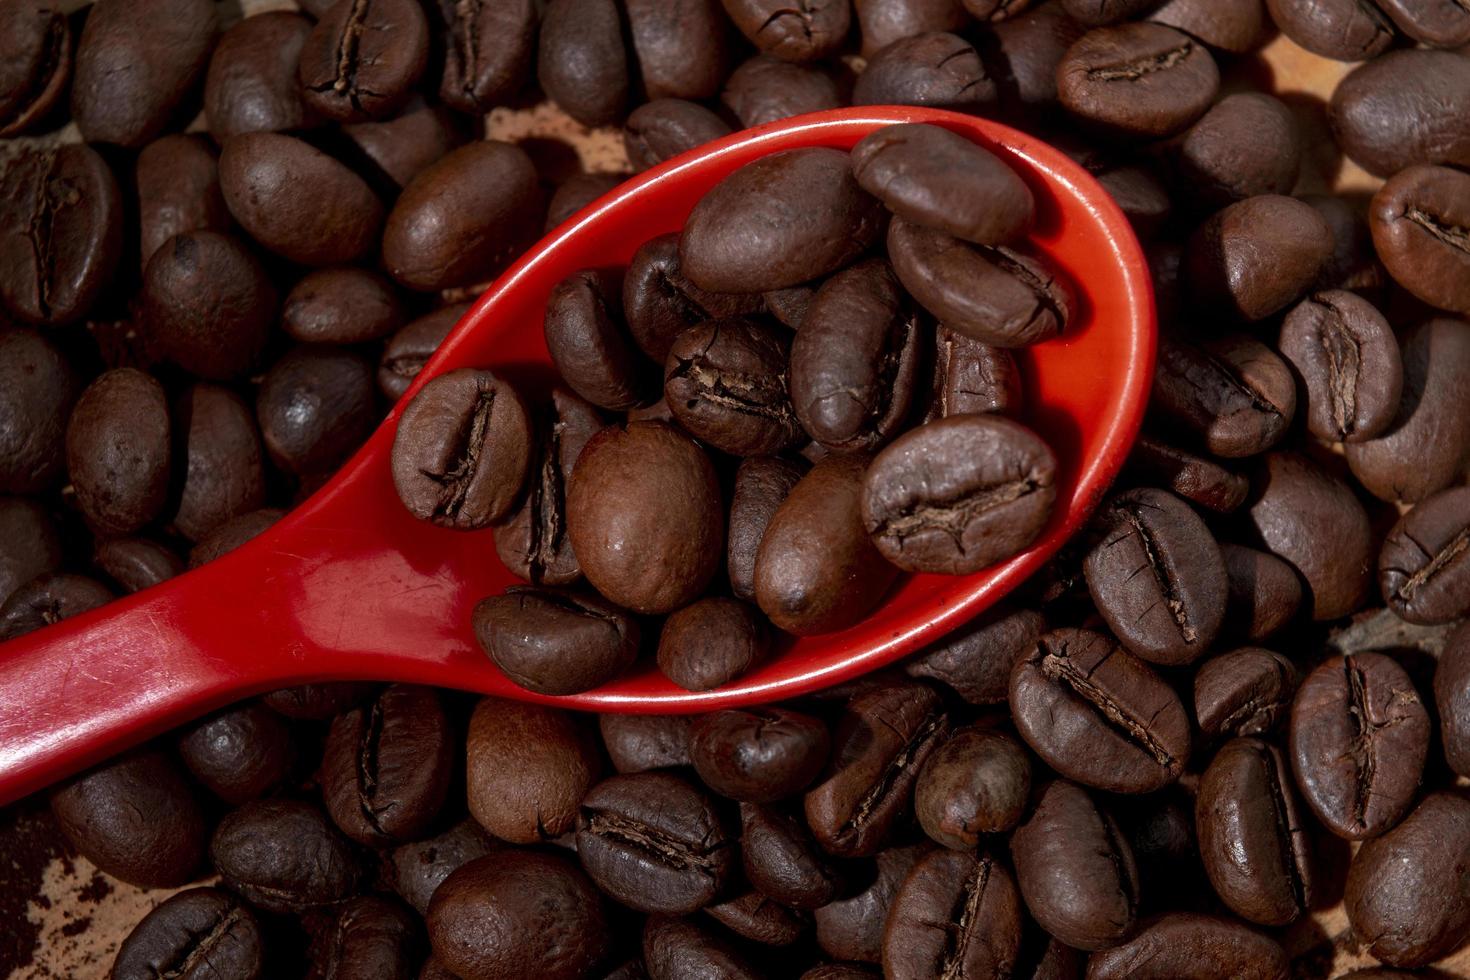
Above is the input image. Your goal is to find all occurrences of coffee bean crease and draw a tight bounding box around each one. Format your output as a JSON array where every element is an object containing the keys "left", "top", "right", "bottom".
[
  {"left": 1040, "top": 643, "right": 1178, "bottom": 767},
  {"left": 1086, "top": 40, "right": 1193, "bottom": 82},
  {"left": 846, "top": 709, "right": 946, "bottom": 835}
]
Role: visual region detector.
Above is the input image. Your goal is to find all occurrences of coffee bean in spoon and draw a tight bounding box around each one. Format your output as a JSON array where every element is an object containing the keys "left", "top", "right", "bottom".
[
  {"left": 546, "top": 269, "right": 660, "bottom": 412},
  {"left": 474, "top": 586, "right": 641, "bottom": 696},
  {"left": 658, "top": 597, "right": 770, "bottom": 691},
  {"left": 664, "top": 317, "right": 804, "bottom": 457},
  {"left": 922, "top": 327, "right": 1022, "bottom": 422},
  {"left": 728, "top": 456, "right": 806, "bottom": 602}
]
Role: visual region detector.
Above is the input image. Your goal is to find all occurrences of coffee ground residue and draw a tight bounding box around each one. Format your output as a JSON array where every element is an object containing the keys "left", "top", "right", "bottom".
[{"left": 0, "top": 796, "right": 70, "bottom": 975}]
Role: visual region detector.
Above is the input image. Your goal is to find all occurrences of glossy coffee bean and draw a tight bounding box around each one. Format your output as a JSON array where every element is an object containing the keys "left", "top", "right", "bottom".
[
  {"left": 1370, "top": 166, "right": 1470, "bottom": 316},
  {"left": 390, "top": 818, "right": 498, "bottom": 916},
  {"left": 915, "top": 726, "right": 1031, "bottom": 847},
  {"left": 1330, "top": 50, "right": 1470, "bottom": 178},
  {"left": 705, "top": 891, "right": 809, "bottom": 946},
  {"left": 805, "top": 681, "right": 948, "bottom": 857},
  {"left": 378, "top": 305, "right": 465, "bottom": 401},
  {"left": 1058, "top": 23, "right": 1219, "bottom": 138},
  {"left": 1278, "top": 290, "right": 1400, "bottom": 444},
  {"left": 577, "top": 771, "right": 736, "bottom": 914},
  {"left": 741, "top": 803, "right": 845, "bottom": 910},
  {"left": 1012, "top": 779, "right": 1139, "bottom": 951},
  {"left": 690, "top": 708, "right": 829, "bottom": 802},
  {"left": 322, "top": 684, "right": 453, "bottom": 845},
  {"left": 621, "top": 233, "right": 762, "bottom": 363},
  {"left": 111, "top": 887, "right": 265, "bottom": 980},
  {"left": 1126, "top": 434, "right": 1249, "bottom": 514},
  {"left": 189, "top": 509, "right": 284, "bottom": 570},
  {"left": 538, "top": 0, "right": 629, "bottom": 127},
  {"left": 467, "top": 697, "right": 601, "bottom": 844},
  {"left": 1011, "top": 628, "right": 1191, "bottom": 793},
  {"left": 1194, "top": 648, "right": 1298, "bottom": 741},
  {"left": 1380, "top": 487, "right": 1470, "bottom": 626},
  {"left": 721, "top": 54, "right": 843, "bottom": 128},
  {"left": 665, "top": 318, "right": 803, "bottom": 456},
  {"left": 1220, "top": 545, "right": 1301, "bottom": 641},
  {"left": 882, "top": 849, "right": 1023, "bottom": 980},
  {"left": 1196, "top": 737, "right": 1314, "bottom": 925},
  {"left": 626, "top": 0, "right": 729, "bottom": 101},
  {"left": 1085, "top": 912, "right": 1289, "bottom": 980},
  {"left": 814, "top": 842, "right": 932, "bottom": 963},
  {"left": 0, "top": 328, "right": 76, "bottom": 493},
  {"left": 0, "top": 1, "right": 71, "bottom": 137},
  {"left": 728, "top": 456, "right": 805, "bottom": 602},
  {"left": 299, "top": 0, "right": 428, "bottom": 121},
  {"left": 308, "top": 895, "right": 422, "bottom": 980},
  {"left": 392, "top": 368, "right": 533, "bottom": 529},
  {"left": 643, "top": 914, "right": 764, "bottom": 979},
  {"left": 257, "top": 346, "right": 376, "bottom": 480},
  {"left": 94, "top": 537, "right": 181, "bottom": 593},
  {"left": 1186, "top": 195, "right": 1333, "bottom": 322},
  {"left": 0, "top": 572, "right": 113, "bottom": 641},
  {"left": 545, "top": 269, "right": 658, "bottom": 411},
  {"left": 429, "top": 851, "right": 612, "bottom": 980},
  {"left": 658, "top": 597, "right": 769, "bottom": 691},
  {"left": 211, "top": 799, "right": 361, "bottom": 913},
  {"left": 1083, "top": 487, "right": 1227, "bottom": 665},
  {"left": 1290, "top": 653, "right": 1428, "bottom": 840},
  {"left": 177, "top": 701, "right": 293, "bottom": 806},
  {"left": 475, "top": 586, "right": 640, "bottom": 695},
  {"left": 625, "top": 99, "right": 733, "bottom": 171},
  {"left": 66, "top": 368, "right": 171, "bottom": 536},
  {"left": 852, "top": 33, "right": 998, "bottom": 114},
  {"left": 903, "top": 604, "right": 1047, "bottom": 704},
  {"left": 204, "top": 11, "right": 314, "bottom": 139},
  {"left": 1265, "top": 0, "right": 1393, "bottom": 60},
  {"left": 856, "top": 0, "right": 968, "bottom": 56},
  {"left": 923, "top": 327, "right": 1022, "bottom": 422},
  {"left": 724, "top": 0, "right": 850, "bottom": 62},
  {"left": 601, "top": 714, "right": 694, "bottom": 773},
  {"left": 0, "top": 497, "right": 60, "bottom": 606},
  {"left": 1174, "top": 93, "right": 1300, "bottom": 210},
  {"left": 135, "top": 135, "right": 231, "bottom": 271},
  {"left": 344, "top": 97, "right": 465, "bottom": 191},
  {"left": 282, "top": 267, "right": 402, "bottom": 345},
  {"left": 438, "top": 0, "right": 536, "bottom": 113}
]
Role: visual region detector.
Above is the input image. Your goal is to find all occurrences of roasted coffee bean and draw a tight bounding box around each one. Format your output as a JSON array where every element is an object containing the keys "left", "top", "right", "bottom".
[
  {"left": 1290, "top": 653, "right": 1429, "bottom": 840},
  {"left": 1330, "top": 50, "right": 1470, "bottom": 178},
  {"left": 177, "top": 701, "right": 294, "bottom": 806},
  {"left": 626, "top": 0, "right": 729, "bottom": 101},
  {"left": 1196, "top": 737, "right": 1314, "bottom": 925},
  {"left": 95, "top": 539, "right": 179, "bottom": 593},
  {"left": 964, "top": 0, "right": 1036, "bottom": 19},
  {"left": 601, "top": 714, "right": 694, "bottom": 773},
  {"left": 0, "top": 497, "right": 60, "bottom": 606},
  {"left": 577, "top": 771, "right": 736, "bottom": 915},
  {"left": 1345, "top": 792, "right": 1470, "bottom": 968},
  {"left": 308, "top": 895, "right": 421, "bottom": 980},
  {"left": 189, "top": 508, "right": 284, "bottom": 569},
  {"left": 1380, "top": 487, "right": 1470, "bottom": 625},
  {"left": 622, "top": 233, "right": 764, "bottom": 364},
  {"left": 814, "top": 842, "right": 932, "bottom": 963},
  {"left": 1194, "top": 647, "right": 1298, "bottom": 741},
  {"left": 343, "top": 96, "right": 465, "bottom": 191},
  {"left": 143, "top": 231, "right": 276, "bottom": 380},
  {"left": 923, "top": 327, "right": 1022, "bottom": 422},
  {"left": 888, "top": 218, "right": 1070, "bottom": 348},
  {"left": 1265, "top": 0, "right": 1394, "bottom": 60},
  {"left": 756, "top": 454, "right": 901, "bottom": 636},
  {"left": 0, "top": 2, "right": 71, "bottom": 137},
  {"left": 1083, "top": 487, "right": 1227, "bottom": 665},
  {"left": 1148, "top": 0, "right": 1267, "bottom": 52},
  {"left": 494, "top": 387, "right": 603, "bottom": 587},
  {"left": 322, "top": 685, "right": 453, "bottom": 845},
  {"left": 71, "top": 0, "right": 215, "bottom": 148},
  {"left": 389, "top": 818, "right": 498, "bottom": 916},
  {"left": 721, "top": 53, "right": 844, "bottom": 128},
  {"left": 0, "top": 144, "right": 123, "bottom": 326},
  {"left": 1220, "top": 544, "right": 1302, "bottom": 641},
  {"left": 856, "top": 0, "right": 969, "bottom": 56},
  {"left": 1174, "top": 93, "right": 1300, "bottom": 210},
  {"left": 282, "top": 268, "right": 402, "bottom": 345},
  {"left": 915, "top": 726, "right": 1031, "bottom": 847},
  {"left": 728, "top": 456, "right": 805, "bottom": 602},
  {"left": 625, "top": 99, "right": 733, "bottom": 171},
  {"left": 257, "top": 346, "right": 376, "bottom": 480},
  {"left": 723, "top": 0, "right": 850, "bottom": 62},
  {"left": 681, "top": 148, "right": 886, "bottom": 294},
  {"left": 1301, "top": 192, "right": 1384, "bottom": 293},
  {"left": 690, "top": 708, "right": 829, "bottom": 802},
  {"left": 135, "top": 135, "right": 231, "bottom": 271},
  {"left": 1186, "top": 195, "right": 1333, "bottom": 322},
  {"left": 1057, "top": 23, "right": 1218, "bottom": 138},
  {"left": 467, "top": 697, "right": 601, "bottom": 844},
  {"left": 665, "top": 318, "right": 803, "bottom": 456},
  {"left": 882, "top": 849, "right": 1023, "bottom": 980},
  {"left": 1248, "top": 453, "right": 1372, "bottom": 620},
  {"left": 0, "top": 571, "right": 113, "bottom": 640},
  {"left": 212, "top": 798, "right": 361, "bottom": 913},
  {"left": 658, "top": 597, "right": 769, "bottom": 691},
  {"left": 545, "top": 269, "right": 658, "bottom": 411},
  {"left": 383, "top": 141, "right": 544, "bottom": 292},
  {"left": 903, "top": 604, "right": 1047, "bottom": 704},
  {"left": 1437, "top": 625, "right": 1470, "bottom": 776},
  {"left": 0, "top": 328, "right": 76, "bottom": 493},
  {"left": 1010, "top": 628, "right": 1191, "bottom": 793},
  {"left": 547, "top": 173, "right": 629, "bottom": 232},
  {"left": 1061, "top": 0, "right": 1159, "bottom": 24},
  {"left": 983, "top": 3, "right": 1085, "bottom": 116},
  {"left": 111, "top": 887, "right": 265, "bottom": 980},
  {"left": 1369, "top": 166, "right": 1470, "bottom": 316},
  {"left": 705, "top": 892, "right": 809, "bottom": 946},
  {"left": 204, "top": 11, "right": 314, "bottom": 139},
  {"left": 643, "top": 914, "right": 764, "bottom": 979},
  {"left": 428, "top": 852, "right": 612, "bottom": 980},
  {"left": 1278, "top": 290, "right": 1400, "bottom": 444},
  {"left": 862, "top": 414, "right": 1057, "bottom": 575},
  {"left": 474, "top": 586, "right": 640, "bottom": 695},
  {"left": 1126, "top": 434, "right": 1250, "bottom": 513},
  {"left": 852, "top": 33, "right": 998, "bottom": 113},
  {"left": 538, "top": 0, "right": 629, "bottom": 127},
  {"left": 1374, "top": 0, "right": 1470, "bottom": 45},
  {"left": 220, "top": 133, "right": 383, "bottom": 267},
  {"left": 298, "top": 0, "right": 428, "bottom": 121},
  {"left": 1085, "top": 912, "right": 1289, "bottom": 980},
  {"left": 742, "top": 803, "right": 845, "bottom": 909},
  {"left": 1012, "top": 779, "right": 1139, "bottom": 951},
  {"left": 261, "top": 680, "right": 372, "bottom": 720},
  {"left": 567, "top": 421, "right": 722, "bottom": 614},
  {"left": 65, "top": 368, "right": 171, "bottom": 536},
  {"left": 805, "top": 681, "right": 948, "bottom": 857},
  {"left": 438, "top": 0, "right": 536, "bottom": 113},
  {"left": 378, "top": 305, "right": 465, "bottom": 401}
]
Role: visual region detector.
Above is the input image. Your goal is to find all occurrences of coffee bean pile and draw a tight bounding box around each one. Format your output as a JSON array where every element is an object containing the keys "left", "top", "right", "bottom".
[{"left": 3, "top": 0, "right": 1470, "bottom": 978}]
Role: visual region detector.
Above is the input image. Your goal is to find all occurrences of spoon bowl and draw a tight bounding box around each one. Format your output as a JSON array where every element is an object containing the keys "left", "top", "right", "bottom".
[{"left": 0, "top": 106, "right": 1154, "bottom": 804}]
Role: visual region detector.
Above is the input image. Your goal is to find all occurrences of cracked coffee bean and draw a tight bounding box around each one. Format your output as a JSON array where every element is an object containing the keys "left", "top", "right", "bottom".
[
  {"left": 211, "top": 798, "right": 362, "bottom": 914},
  {"left": 473, "top": 586, "right": 640, "bottom": 695},
  {"left": 1086, "top": 912, "right": 1289, "bottom": 980},
  {"left": 1370, "top": 165, "right": 1470, "bottom": 316},
  {"left": 0, "top": 1, "right": 71, "bottom": 137},
  {"left": 723, "top": 0, "right": 850, "bottom": 62},
  {"left": 882, "top": 849, "right": 1023, "bottom": 980},
  {"left": 852, "top": 32, "right": 998, "bottom": 114},
  {"left": 1126, "top": 433, "right": 1250, "bottom": 514},
  {"left": 111, "top": 887, "right": 265, "bottom": 980},
  {"left": 437, "top": 0, "right": 536, "bottom": 114},
  {"left": 922, "top": 326, "right": 1022, "bottom": 421},
  {"left": 1150, "top": 334, "right": 1296, "bottom": 458},
  {"left": 298, "top": 0, "right": 429, "bottom": 122},
  {"left": 621, "top": 232, "right": 763, "bottom": 364},
  {"left": 1195, "top": 647, "right": 1299, "bottom": 742},
  {"left": 665, "top": 318, "right": 804, "bottom": 456},
  {"left": 1380, "top": 487, "right": 1470, "bottom": 625},
  {"left": 1278, "top": 290, "right": 1401, "bottom": 444},
  {"left": 1057, "top": 23, "right": 1219, "bottom": 138}
]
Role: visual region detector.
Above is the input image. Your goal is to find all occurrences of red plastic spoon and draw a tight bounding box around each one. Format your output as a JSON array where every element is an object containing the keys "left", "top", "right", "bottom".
[{"left": 0, "top": 107, "right": 1154, "bottom": 805}]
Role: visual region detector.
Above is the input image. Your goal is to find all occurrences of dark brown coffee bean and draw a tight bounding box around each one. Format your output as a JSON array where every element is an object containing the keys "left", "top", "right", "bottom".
[
  {"left": 212, "top": 798, "right": 361, "bottom": 913},
  {"left": 805, "top": 681, "right": 948, "bottom": 857},
  {"left": 546, "top": 172, "right": 627, "bottom": 232},
  {"left": 888, "top": 217, "right": 1070, "bottom": 348},
  {"left": 1301, "top": 192, "right": 1384, "bottom": 294},
  {"left": 1012, "top": 779, "right": 1139, "bottom": 950},
  {"left": 1174, "top": 93, "right": 1300, "bottom": 210},
  {"left": 391, "top": 368, "right": 532, "bottom": 529},
  {"left": 1152, "top": 334, "right": 1296, "bottom": 457},
  {"left": 883, "top": 849, "right": 1023, "bottom": 980},
  {"left": 1381, "top": 487, "right": 1470, "bottom": 626},
  {"left": 643, "top": 915, "right": 764, "bottom": 979},
  {"left": 261, "top": 680, "right": 372, "bottom": 720},
  {"left": 723, "top": 0, "right": 850, "bottom": 62},
  {"left": 1220, "top": 544, "right": 1301, "bottom": 641},
  {"left": 71, "top": 0, "right": 215, "bottom": 147},
  {"left": 1437, "top": 625, "right": 1470, "bottom": 776},
  {"left": 567, "top": 421, "right": 722, "bottom": 614},
  {"left": 1148, "top": 0, "right": 1267, "bottom": 52},
  {"left": 915, "top": 726, "right": 1031, "bottom": 847},
  {"left": 601, "top": 714, "right": 694, "bottom": 773},
  {"left": 903, "top": 604, "right": 1047, "bottom": 704},
  {"left": 94, "top": 537, "right": 182, "bottom": 593},
  {"left": 111, "top": 887, "right": 265, "bottom": 980},
  {"left": 1265, "top": 0, "right": 1394, "bottom": 60},
  {"left": 1187, "top": 195, "right": 1334, "bottom": 322},
  {"left": 1085, "top": 912, "right": 1289, "bottom": 980},
  {"left": 204, "top": 11, "right": 314, "bottom": 139},
  {"left": 625, "top": 99, "right": 733, "bottom": 171},
  {"left": 1058, "top": 23, "right": 1219, "bottom": 138},
  {"left": 681, "top": 148, "right": 886, "bottom": 294},
  {"left": 177, "top": 701, "right": 293, "bottom": 806},
  {"left": 1345, "top": 792, "right": 1470, "bottom": 968},
  {"left": 856, "top": 0, "right": 969, "bottom": 55},
  {"left": 378, "top": 304, "right": 465, "bottom": 401},
  {"left": 0, "top": 572, "right": 113, "bottom": 640},
  {"left": 665, "top": 318, "right": 803, "bottom": 456},
  {"left": 143, "top": 231, "right": 276, "bottom": 380},
  {"left": 1330, "top": 50, "right": 1470, "bottom": 178},
  {"left": 220, "top": 132, "right": 384, "bottom": 267},
  {"left": 467, "top": 697, "right": 601, "bottom": 844},
  {"left": 1369, "top": 166, "right": 1470, "bottom": 317},
  {"left": 0, "top": 497, "right": 60, "bottom": 606},
  {"left": 429, "top": 852, "right": 612, "bottom": 980},
  {"left": 853, "top": 32, "right": 999, "bottom": 113},
  {"left": 1278, "top": 290, "right": 1400, "bottom": 444},
  {"left": 705, "top": 891, "right": 809, "bottom": 946},
  {"left": 322, "top": 684, "right": 453, "bottom": 845},
  {"left": 538, "top": 0, "right": 629, "bottom": 127},
  {"left": 1196, "top": 737, "right": 1314, "bottom": 925},
  {"left": 923, "top": 327, "right": 1022, "bottom": 422},
  {"left": 1195, "top": 647, "right": 1298, "bottom": 741},
  {"left": 0, "top": 328, "right": 76, "bottom": 493},
  {"left": 1084, "top": 487, "right": 1227, "bottom": 665},
  {"left": 756, "top": 454, "right": 901, "bottom": 636},
  {"left": 0, "top": 144, "right": 123, "bottom": 326},
  {"left": 308, "top": 895, "right": 421, "bottom": 980},
  {"left": 51, "top": 747, "right": 205, "bottom": 889},
  {"left": 1010, "top": 628, "right": 1191, "bottom": 793},
  {"left": 626, "top": 0, "right": 729, "bottom": 101},
  {"left": 577, "top": 771, "right": 736, "bottom": 914},
  {"left": 741, "top": 802, "right": 845, "bottom": 910},
  {"left": 282, "top": 267, "right": 402, "bottom": 345},
  {"left": 545, "top": 269, "right": 658, "bottom": 411},
  {"left": 658, "top": 597, "right": 769, "bottom": 691},
  {"left": 383, "top": 141, "right": 544, "bottom": 292},
  {"left": 1060, "top": 0, "right": 1159, "bottom": 24},
  {"left": 135, "top": 135, "right": 231, "bottom": 271},
  {"left": 390, "top": 818, "right": 498, "bottom": 916},
  {"left": 964, "top": 0, "right": 1037, "bottom": 19},
  {"left": 299, "top": 0, "right": 428, "bottom": 122},
  {"left": 189, "top": 508, "right": 283, "bottom": 570},
  {"left": 257, "top": 346, "right": 376, "bottom": 480},
  {"left": 438, "top": 0, "right": 535, "bottom": 113},
  {"left": 1126, "top": 435, "right": 1250, "bottom": 514},
  {"left": 65, "top": 368, "right": 170, "bottom": 536},
  {"left": 691, "top": 708, "right": 829, "bottom": 802},
  {"left": 728, "top": 456, "right": 805, "bottom": 602},
  {"left": 862, "top": 414, "right": 1057, "bottom": 575},
  {"left": 721, "top": 54, "right": 843, "bottom": 128},
  {"left": 343, "top": 96, "right": 465, "bottom": 191},
  {"left": 621, "top": 233, "right": 763, "bottom": 364},
  {"left": 983, "top": 3, "right": 1085, "bottom": 116},
  {"left": 0, "top": 2, "right": 71, "bottom": 137},
  {"left": 815, "top": 842, "right": 931, "bottom": 963},
  {"left": 474, "top": 586, "right": 641, "bottom": 695}
]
